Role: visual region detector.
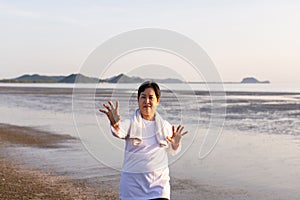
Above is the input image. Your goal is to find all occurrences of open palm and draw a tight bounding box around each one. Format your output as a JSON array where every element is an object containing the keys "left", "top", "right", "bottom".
[
  {"left": 166, "top": 125, "right": 188, "bottom": 145},
  {"left": 99, "top": 100, "right": 121, "bottom": 126}
]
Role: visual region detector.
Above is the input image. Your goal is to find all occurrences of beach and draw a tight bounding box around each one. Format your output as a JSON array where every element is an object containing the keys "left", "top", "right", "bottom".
[
  {"left": 0, "top": 123, "right": 245, "bottom": 200},
  {"left": 0, "top": 84, "right": 300, "bottom": 199},
  {"left": 2, "top": 124, "right": 300, "bottom": 200},
  {"left": 0, "top": 124, "right": 119, "bottom": 199}
]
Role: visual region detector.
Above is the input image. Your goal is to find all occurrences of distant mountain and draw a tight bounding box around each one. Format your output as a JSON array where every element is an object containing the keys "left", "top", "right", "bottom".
[
  {"left": 14, "top": 74, "right": 65, "bottom": 83},
  {"left": 148, "top": 78, "right": 183, "bottom": 83},
  {"left": 103, "top": 74, "right": 185, "bottom": 84},
  {"left": 102, "top": 73, "right": 144, "bottom": 83},
  {"left": 0, "top": 73, "right": 182, "bottom": 84},
  {"left": 59, "top": 74, "right": 99, "bottom": 83},
  {"left": 241, "top": 77, "right": 270, "bottom": 84},
  {"left": 0, "top": 73, "right": 270, "bottom": 84}
]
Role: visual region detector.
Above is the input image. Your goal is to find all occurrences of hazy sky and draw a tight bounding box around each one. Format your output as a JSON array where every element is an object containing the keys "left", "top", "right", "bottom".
[{"left": 1, "top": 0, "right": 299, "bottom": 83}]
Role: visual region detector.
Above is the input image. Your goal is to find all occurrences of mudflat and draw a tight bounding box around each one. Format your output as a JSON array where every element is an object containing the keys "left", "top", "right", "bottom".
[{"left": 0, "top": 123, "right": 118, "bottom": 200}]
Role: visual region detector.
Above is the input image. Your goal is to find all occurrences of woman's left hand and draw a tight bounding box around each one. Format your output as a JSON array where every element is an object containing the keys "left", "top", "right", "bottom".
[{"left": 166, "top": 125, "right": 188, "bottom": 149}]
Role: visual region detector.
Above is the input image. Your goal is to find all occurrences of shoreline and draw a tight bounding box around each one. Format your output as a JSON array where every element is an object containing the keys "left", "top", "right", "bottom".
[
  {"left": 1, "top": 84, "right": 300, "bottom": 95},
  {"left": 0, "top": 123, "right": 75, "bottom": 148},
  {"left": 0, "top": 123, "right": 249, "bottom": 200},
  {"left": 0, "top": 123, "right": 119, "bottom": 200},
  {"left": 1, "top": 123, "right": 300, "bottom": 200}
]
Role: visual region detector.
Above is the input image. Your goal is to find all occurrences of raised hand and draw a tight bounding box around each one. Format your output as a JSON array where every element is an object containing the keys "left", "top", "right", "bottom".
[
  {"left": 99, "top": 100, "right": 121, "bottom": 127},
  {"left": 166, "top": 125, "right": 188, "bottom": 149}
]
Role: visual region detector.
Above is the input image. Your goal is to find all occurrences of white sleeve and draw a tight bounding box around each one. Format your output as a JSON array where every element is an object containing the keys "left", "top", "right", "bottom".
[
  {"left": 166, "top": 141, "right": 182, "bottom": 156},
  {"left": 110, "top": 119, "right": 130, "bottom": 139}
]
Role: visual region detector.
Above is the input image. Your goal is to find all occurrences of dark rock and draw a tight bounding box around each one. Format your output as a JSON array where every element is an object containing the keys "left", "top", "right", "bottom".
[{"left": 241, "top": 77, "right": 270, "bottom": 84}]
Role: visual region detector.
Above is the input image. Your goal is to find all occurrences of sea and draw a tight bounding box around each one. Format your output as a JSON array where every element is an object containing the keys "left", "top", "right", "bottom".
[
  {"left": 1, "top": 83, "right": 300, "bottom": 199},
  {"left": 1, "top": 83, "right": 299, "bottom": 137}
]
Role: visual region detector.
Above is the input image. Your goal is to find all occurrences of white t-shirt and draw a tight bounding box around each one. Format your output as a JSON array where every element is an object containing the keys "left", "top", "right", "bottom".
[{"left": 111, "top": 118, "right": 180, "bottom": 200}]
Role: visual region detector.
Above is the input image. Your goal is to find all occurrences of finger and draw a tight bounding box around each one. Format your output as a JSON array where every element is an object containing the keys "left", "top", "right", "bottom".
[
  {"left": 99, "top": 109, "right": 107, "bottom": 114},
  {"left": 103, "top": 103, "right": 110, "bottom": 111},
  {"left": 115, "top": 100, "right": 119, "bottom": 111},
  {"left": 166, "top": 136, "right": 172, "bottom": 143},
  {"left": 178, "top": 126, "right": 184, "bottom": 134},
  {"left": 181, "top": 131, "right": 188, "bottom": 136},
  {"left": 172, "top": 126, "right": 176, "bottom": 137},
  {"left": 176, "top": 125, "right": 182, "bottom": 133},
  {"left": 108, "top": 101, "right": 115, "bottom": 110}
]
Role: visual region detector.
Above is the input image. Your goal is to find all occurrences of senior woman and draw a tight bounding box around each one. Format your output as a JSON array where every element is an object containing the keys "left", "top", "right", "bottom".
[{"left": 100, "top": 81, "right": 188, "bottom": 200}]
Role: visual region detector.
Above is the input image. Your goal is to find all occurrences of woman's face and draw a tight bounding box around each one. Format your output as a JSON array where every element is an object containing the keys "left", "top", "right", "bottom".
[{"left": 138, "top": 87, "right": 160, "bottom": 120}]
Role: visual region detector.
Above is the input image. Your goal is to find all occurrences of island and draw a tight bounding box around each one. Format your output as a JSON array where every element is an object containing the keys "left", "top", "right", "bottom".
[{"left": 241, "top": 77, "right": 270, "bottom": 84}]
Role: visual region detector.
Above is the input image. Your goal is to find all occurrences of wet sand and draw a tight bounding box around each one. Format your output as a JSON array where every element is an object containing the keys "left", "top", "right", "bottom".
[
  {"left": 1, "top": 126, "right": 300, "bottom": 199},
  {"left": 0, "top": 123, "right": 75, "bottom": 148},
  {"left": 0, "top": 124, "right": 118, "bottom": 200},
  {"left": 0, "top": 123, "right": 251, "bottom": 200}
]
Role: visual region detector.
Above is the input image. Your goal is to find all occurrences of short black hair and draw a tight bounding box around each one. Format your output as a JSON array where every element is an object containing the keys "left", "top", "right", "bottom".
[{"left": 138, "top": 81, "right": 161, "bottom": 99}]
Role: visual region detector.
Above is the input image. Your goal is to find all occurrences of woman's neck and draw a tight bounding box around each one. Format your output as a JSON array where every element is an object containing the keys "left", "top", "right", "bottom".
[{"left": 141, "top": 114, "right": 155, "bottom": 121}]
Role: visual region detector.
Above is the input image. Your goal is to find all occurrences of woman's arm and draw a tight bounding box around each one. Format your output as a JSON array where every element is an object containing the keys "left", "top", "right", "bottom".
[{"left": 110, "top": 119, "right": 131, "bottom": 139}]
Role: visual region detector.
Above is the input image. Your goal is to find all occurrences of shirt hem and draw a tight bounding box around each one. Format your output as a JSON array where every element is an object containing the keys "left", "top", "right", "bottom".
[{"left": 120, "top": 195, "right": 169, "bottom": 200}]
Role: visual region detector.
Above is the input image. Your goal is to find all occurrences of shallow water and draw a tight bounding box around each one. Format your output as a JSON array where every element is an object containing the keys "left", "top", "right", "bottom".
[
  {"left": 1, "top": 84, "right": 300, "bottom": 199},
  {"left": 1, "top": 84, "right": 299, "bottom": 136}
]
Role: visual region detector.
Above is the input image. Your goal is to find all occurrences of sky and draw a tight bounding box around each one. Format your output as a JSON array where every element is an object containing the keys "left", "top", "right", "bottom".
[{"left": 0, "top": 0, "right": 300, "bottom": 83}]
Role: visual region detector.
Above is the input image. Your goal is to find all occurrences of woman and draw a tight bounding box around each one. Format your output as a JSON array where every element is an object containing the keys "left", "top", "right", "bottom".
[{"left": 100, "top": 81, "right": 188, "bottom": 200}]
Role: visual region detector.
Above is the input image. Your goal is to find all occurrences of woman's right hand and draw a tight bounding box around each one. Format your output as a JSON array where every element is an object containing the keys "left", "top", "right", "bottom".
[{"left": 99, "top": 100, "right": 121, "bottom": 127}]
